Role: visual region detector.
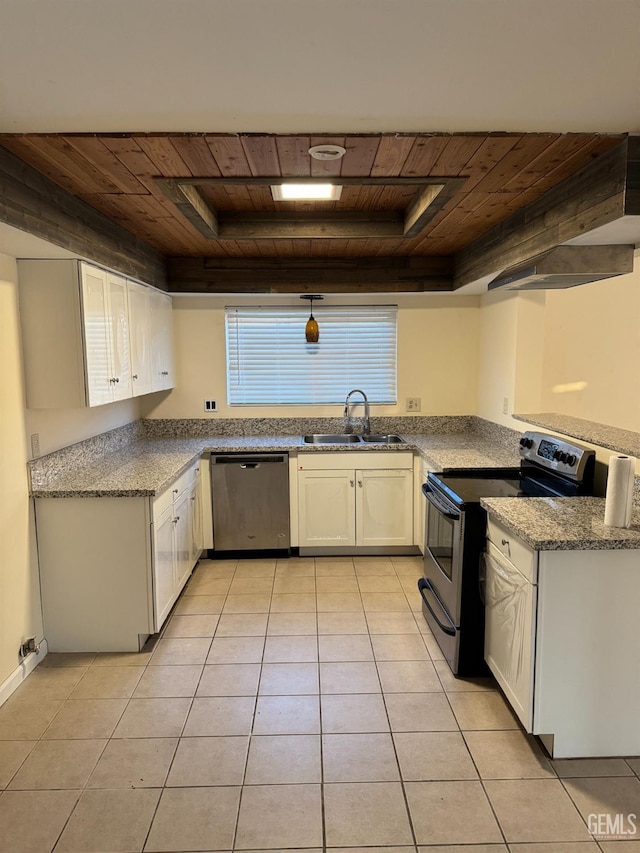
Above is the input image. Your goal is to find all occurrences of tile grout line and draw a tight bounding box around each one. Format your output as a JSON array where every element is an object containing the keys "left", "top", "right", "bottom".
[{"left": 377, "top": 560, "right": 421, "bottom": 853}]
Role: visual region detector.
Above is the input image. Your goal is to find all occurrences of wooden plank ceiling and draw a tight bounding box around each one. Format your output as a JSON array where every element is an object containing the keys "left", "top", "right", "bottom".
[{"left": 0, "top": 133, "right": 623, "bottom": 263}]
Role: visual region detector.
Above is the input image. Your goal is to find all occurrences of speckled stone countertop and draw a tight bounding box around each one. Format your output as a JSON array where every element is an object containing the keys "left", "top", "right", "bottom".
[
  {"left": 410, "top": 434, "right": 519, "bottom": 470},
  {"left": 29, "top": 431, "right": 521, "bottom": 498},
  {"left": 513, "top": 412, "right": 640, "bottom": 458},
  {"left": 481, "top": 496, "right": 640, "bottom": 551}
]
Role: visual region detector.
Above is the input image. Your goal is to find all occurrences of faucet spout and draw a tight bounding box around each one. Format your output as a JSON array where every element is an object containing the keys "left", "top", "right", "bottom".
[{"left": 344, "top": 389, "right": 370, "bottom": 435}]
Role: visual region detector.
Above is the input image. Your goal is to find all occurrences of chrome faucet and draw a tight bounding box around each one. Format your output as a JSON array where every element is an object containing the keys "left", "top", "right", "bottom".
[{"left": 344, "top": 389, "right": 370, "bottom": 435}]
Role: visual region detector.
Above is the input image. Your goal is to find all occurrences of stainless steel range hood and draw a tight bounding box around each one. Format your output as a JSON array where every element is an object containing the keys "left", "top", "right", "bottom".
[{"left": 488, "top": 245, "right": 634, "bottom": 291}]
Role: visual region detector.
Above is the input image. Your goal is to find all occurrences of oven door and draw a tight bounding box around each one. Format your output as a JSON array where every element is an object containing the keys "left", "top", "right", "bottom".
[{"left": 422, "top": 483, "right": 464, "bottom": 623}]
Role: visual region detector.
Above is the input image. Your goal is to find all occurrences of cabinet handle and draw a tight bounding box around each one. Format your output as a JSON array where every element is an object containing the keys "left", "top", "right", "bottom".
[
  {"left": 109, "top": 378, "right": 115, "bottom": 384},
  {"left": 358, "top": 480, "right": 363, "bottom": 487},
  {"left": 173, "top": 488, "right": 179, "bottom": 494},
  {"left": 191, "top": 496, "right": 196, "bottom": 502},
  {"left": 501, "top": 538, "right": 509, "bottom": 546},
  {"left": 114, "top": 377, "right": 119, "bottom": 383},
  {"left": 132, "top": 374, "right": 138, "bottom": 380},
  {"left": 350, "top": 479, "right": 355, "bottom": 487},
  {"left": 161, "top": 371, "right": 169, "bottom": 376},
  {"left": 173, "top": 516, "right": 180, "bottom": 524}
]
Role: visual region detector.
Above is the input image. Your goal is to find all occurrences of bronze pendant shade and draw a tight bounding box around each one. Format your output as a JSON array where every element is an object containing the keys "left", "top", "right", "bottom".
[{"left": 301, "top": 294, "right": 323, "bottom": 343}]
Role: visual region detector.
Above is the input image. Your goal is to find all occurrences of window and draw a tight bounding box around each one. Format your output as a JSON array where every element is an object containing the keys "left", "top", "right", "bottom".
[{"left": 226, "top": 305, "right": 397, "bottom": 405}]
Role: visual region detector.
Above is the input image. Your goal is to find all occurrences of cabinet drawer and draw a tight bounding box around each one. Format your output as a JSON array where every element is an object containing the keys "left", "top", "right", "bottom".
[
  {"left": 153, "top": 486, "right": 173, "bottom": 521},
  {"left": 298, "top": 451, "right": 413, "bottom": 470},
  {"left": 173, "top": 462, "right": 200, "bottom": 498},
  {"left": 487, "top": 516, "right": 537, "bottom": 582}
]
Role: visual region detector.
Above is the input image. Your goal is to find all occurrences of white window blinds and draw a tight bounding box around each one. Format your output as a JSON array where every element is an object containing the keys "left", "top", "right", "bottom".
[{"left": 226, "top": 305, "right": 397, "bottom": 405}]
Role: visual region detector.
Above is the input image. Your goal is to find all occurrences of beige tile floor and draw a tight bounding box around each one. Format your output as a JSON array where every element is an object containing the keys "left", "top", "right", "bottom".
[{"left": 0, "top": 555, "right": 639, "bottom": 852}]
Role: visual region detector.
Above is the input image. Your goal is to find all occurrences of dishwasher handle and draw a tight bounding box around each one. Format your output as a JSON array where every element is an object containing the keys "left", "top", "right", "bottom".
[{"left": 212, "top": 455, "right": 287, "bottom": 466}]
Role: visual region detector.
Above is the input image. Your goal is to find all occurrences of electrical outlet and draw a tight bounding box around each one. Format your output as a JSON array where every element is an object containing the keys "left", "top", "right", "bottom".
[
  {"left": 30, "top": 433, "right": 40, "bottom": 458},
  {"left": 406, "top": 397, "right": 422, "bottom": 412},
  {"left": 204, "top": 400, "right": 217, "bottom": 413},
  {"left": 503, "top": 397, "right": 509, "bottom": 415}
]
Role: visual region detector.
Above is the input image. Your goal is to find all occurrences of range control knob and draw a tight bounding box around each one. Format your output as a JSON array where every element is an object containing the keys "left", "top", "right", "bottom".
[
  {"left": 553, "top": 450, "right": 562, "bottom": 462},
  {"left": 567, "top": 454, "right": 577, "bottom": 467},
  {"left": 520, "top": 437, "right": 534, "bottom": 449}
]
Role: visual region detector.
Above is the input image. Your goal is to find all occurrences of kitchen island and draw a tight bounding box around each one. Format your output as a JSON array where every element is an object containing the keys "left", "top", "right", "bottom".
[{"left": 481, "top": 494, "right": 640, "bottom": 758}]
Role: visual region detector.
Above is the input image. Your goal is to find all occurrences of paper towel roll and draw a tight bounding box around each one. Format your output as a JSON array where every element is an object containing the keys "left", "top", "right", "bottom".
[{"left": 604, "top": 455, "right": 636, "bottom": 528}]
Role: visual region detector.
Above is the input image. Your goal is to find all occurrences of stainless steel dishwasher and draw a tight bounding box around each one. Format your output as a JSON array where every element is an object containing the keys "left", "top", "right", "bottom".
[{"left": 210, "top": 454, "right": 290, "bottom": 551}]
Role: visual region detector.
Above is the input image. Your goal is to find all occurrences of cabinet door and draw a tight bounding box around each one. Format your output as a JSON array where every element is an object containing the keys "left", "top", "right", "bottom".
[
  {"left": 127, "top": 281, "right": 153, "bottom": 396},
  {"left": 80, "top": 264, "right": 113, "bottom": 407},
  {"left": 152, "top": 506, "right": 176, "bottom": 631},
  {"left": 356, "top": 468, "right": 414, "bottom": 547},
  {"left": 150, "top": 291, "right": 174, "bottom": 391},
  {"left": 298, "top": 470, "right": 356, "bottom": 547},
  {"left": 106, "top": 273, "right": 132, "bottom": 400},
  {"left": 189, "top": 473, "right": 203, "bottom": 563},
  {"left": 173, "top": 489, "right": 192, "bottom": 593}
]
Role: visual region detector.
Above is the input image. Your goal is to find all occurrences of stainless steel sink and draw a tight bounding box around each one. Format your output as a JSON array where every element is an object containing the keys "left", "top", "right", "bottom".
[
  {"left": 303, "top": 434, "right": 362, "bottom": 444},
  {"left": 360, "top": 434, "right": 405, "bottom": 444}
]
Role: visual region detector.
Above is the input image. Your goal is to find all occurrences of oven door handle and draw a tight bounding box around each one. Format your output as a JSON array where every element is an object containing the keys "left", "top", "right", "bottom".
[
  {"left": 422, "top": 483, "right": 460, "bottom": 520},
  {"left": 417, "top": 578, "right": 456, "bottom": 636}
]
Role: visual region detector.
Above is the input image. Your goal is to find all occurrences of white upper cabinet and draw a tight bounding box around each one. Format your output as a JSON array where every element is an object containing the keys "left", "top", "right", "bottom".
[
  {"left": 79, "top": 264, "right": 113, "bottom": 407},
  {"left": 127, "top": 280, "right": 153, "bottom": 396},
  {"left": 106, "top": 273, "right": 133, "bottom": 401},
  {"left": 19, "top": 259, "right": 173, "bottom": 408},
  {"left": 80, "top": 266, "right": 132, "bottom": 406},
  {"left": 150, "top": 289, "right": 174, "bottom": 392}
]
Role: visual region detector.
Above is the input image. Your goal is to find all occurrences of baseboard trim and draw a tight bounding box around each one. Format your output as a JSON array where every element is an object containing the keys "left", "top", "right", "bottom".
[{"left": 0, "top": 639, "right": 48, "bottom": 707}]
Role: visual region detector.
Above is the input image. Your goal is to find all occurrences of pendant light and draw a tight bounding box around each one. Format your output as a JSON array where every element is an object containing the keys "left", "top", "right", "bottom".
[{"left": 300, "top": 294, "right": 323, "bottom": 343}]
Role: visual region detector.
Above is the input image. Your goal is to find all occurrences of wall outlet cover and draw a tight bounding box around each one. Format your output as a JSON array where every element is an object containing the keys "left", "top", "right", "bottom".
[
  {"left": 406, "top": 397, "right": 421, "bottom": 412},
  {"left": 503, "top": 397, "right": 510, "bottom": 415},
  {"left": 31, "top": 433, "right": 40, "bottom": 458},
  {"left": 204, "top": 400, "right": 217, "bottom": 413}
]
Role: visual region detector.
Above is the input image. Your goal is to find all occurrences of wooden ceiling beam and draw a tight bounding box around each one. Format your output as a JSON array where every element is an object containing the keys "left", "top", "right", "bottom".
[
  {"left": 159, "top": 178, "right": 219, "bottom": 238},
  {"left": 0, "top": 145, "right": 166, "bottom": 287},
  {"left": 218, "top": 216, "right": 405, "bottom": 240},
  {"left": 454, "top": 140, "right": 632, "bottom": 289},
  {"left": 403, "top": 184, "right": 445, "bottom": 237},
  {"left": 155, "top": 175, "right": 466, "bottom": 242},
  {"left": 167, "top": 255, "right": 454, "bottom": 293}
]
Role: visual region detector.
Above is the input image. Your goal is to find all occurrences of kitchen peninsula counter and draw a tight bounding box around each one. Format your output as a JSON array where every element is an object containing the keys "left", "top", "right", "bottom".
[{"left": 481, "top": 495, "right": 640, "bottom": 551}]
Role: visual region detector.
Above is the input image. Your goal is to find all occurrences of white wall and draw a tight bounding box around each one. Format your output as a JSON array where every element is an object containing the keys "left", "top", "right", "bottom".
[
  {"left": 478, "top": 255, "right": 640, "bottom": 435},
  {"left": 477, "top": 290, "right": 519, "bottom": 427},
  {"left": 141, "top": 294, "right": 481, "bottom": 420},
  {"left": 0, "top": 254, "right": 44, "bottom": 686},
  {"left": 540, "top": 261, "right": 640, "bottom": 433}
]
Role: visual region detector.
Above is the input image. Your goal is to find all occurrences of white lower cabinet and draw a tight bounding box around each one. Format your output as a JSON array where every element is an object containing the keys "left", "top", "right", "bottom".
[
  {"left": 298, "top": 470, "right": 356, "bottom": 547},
  {"left": 485, "top": 514, "right": 640, "bottom": 758},
  {"left": 153, "top": 504, "right": 178, "bottom": 629},
  {"left": 356, "top": 468, "right": 414, "bottom": 547},
  {"left": 36, "top": 458, "right": 211, "bottom": 652},
  {"left": 297, "top": 452, "right": 414, "bottom": 551}
]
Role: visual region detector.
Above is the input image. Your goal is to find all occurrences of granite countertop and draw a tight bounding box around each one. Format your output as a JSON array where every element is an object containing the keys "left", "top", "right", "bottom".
[
  {"left": 481, "top": 496, "right": 640, "bottom": 551},
  {"left": 29, "top": 432, "right": 520, "bottom": 498}
]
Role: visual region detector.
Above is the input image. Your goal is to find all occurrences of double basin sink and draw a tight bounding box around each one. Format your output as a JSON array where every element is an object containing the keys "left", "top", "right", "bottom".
[{"left": 303, "top": 433, "right": 405, "bottom": 445}]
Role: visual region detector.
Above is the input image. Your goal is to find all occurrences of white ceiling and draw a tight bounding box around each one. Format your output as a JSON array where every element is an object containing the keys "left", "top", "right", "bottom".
[{"left": 1, "top": 0, "right": 639, "bottom": 134}]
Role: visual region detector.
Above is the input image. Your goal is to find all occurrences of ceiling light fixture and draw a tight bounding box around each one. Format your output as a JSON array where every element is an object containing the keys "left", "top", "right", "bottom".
[
  {"left": 300, "top": 294, "right": 323, "bottom": 343},
  {"left": 308, "top": 144, "right": 347, "bottom": 161},
  {"left": 271, "top": 183, "right": 342, "bottom": 201}
]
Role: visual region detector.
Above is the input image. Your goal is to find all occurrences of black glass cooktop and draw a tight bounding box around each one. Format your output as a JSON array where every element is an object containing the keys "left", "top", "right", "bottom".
[
  {"left": 427, "top": 468, "right": 565, "bottom": 507},
  {"left": 430, "top": 474, "right": 520, "bottom": 506}
]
